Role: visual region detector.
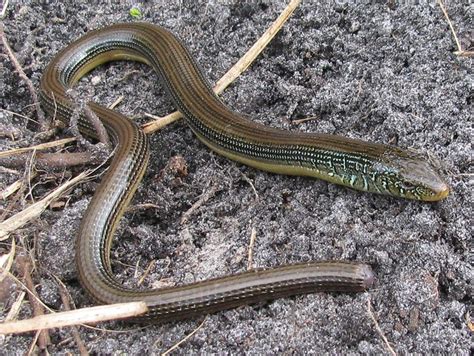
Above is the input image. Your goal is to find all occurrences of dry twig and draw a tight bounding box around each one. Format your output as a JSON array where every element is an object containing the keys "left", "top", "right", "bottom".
[
  {"left": 367, "top": 296, "right": 397, "bottom": 356},
  {"left": 466, "top": 311, "right": 473, "bottom": 332},
  {"left": 0, "top": 137, "right": 76, "bottom": 158},
  {"left": 292, "top": 116, "right": 319, "bottom": 125},
  {"left": 247, "top": 226, "right": 257, "bottom": 270},
  {"left": 57, "top": 280, "right": 90, "bottom": 355},
  {"left": 0, "top": 170, "right": 37, "bottom": 222},
  {"left": 108, "top": 95, "right": 124, "bottom": 109},
  {"left": 0, "top": 239, "right": 15, "bottom": 283},
  {"left": 238, "top": 170, "right": 259, "bottom": 200},
  {"left": 0, "top": 151, "right": 99, "bottom": 170},
  {"left": 437, "top": 0, "right": 473, "bottom": 57},
  {"left": 1, "top": 0, "right": 9, "bottom": 18},
  {"left": 0, "top": 302, "right": 148, "bottom": 334},
  {"left": 161, "top": 317, "right": 207, "bottom": 356},
  {"left": 0, "top": 23, "right": 46, "bottom": 127},
  {"left": 137, "top": 260, "right": 156, "bottom": 287},
  {"left": 4, "top": 291, "right": 26, "bottom": 323},
  {"left": 1, "top": 179, "right": 24, "bottom": 200},
  {"left": 18, "top": 255, "right": 51, "bottom": 350},
  {"left": 180, "top": 183, "right": 219, "bottom": 224}
]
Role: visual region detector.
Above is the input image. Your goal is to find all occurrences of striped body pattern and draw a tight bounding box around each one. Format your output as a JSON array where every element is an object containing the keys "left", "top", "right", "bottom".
[{"left": 39, "top": 23, "right": 447, "bottom": 322}]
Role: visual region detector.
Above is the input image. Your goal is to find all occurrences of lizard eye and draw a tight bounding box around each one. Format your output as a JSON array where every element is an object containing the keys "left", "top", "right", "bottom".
[{"left": 400, "top": 181, "right": 415, "bottom": 190}]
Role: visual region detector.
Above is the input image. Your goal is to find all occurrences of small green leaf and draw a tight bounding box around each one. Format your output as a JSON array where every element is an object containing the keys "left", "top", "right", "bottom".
[{"left": 130, "top": 7, "right": 142, "bottom": 19}]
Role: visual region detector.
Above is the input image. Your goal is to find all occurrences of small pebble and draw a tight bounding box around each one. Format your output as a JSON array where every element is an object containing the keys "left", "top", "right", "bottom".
[{"left": 91, "top": 75, "right": 101, "bottom": 85}]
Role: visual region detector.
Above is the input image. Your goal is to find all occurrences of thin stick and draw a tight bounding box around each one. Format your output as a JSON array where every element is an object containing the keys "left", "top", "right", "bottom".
[
  {"left": 1, "top": 179, "right": 23, "bottom": 200},
  {"left": 0, "top": 151, "right": 99, "bottom": 170},
  {"left": 0, "top": 302, "right": 149, "bottom": 334},
  {"left": 213, "top": 0, "right": 301, "bottom": 93},
  {"left": 238, "top": 170, "right": 259, "bottom": 200},
  {"left": 0, "top": 238, "right": 15, "bottom": 282},
  {"left": 367, "top": 296, "right": 397, "bottom": 356},
  {"left": 0, "top": 23, "right": 46, "bottom": 127},
  {"left": 0, "top": 166, "right": 20, "bottom": 175},
  {"left": 57, "top": 281, "right": 90, "bottom": 356},
  {"left": 143, "top": 112, "right": 181, "bottom": 133},
  {"left": 180, "top": 183, "right": 219, "bottom": 224},
  {"left": 437, "top": 0, "right": 462, "bottom": 51},
  {"left": 0, "top": 0, "right": 9, "bottom": 18},
  {"left": 109, "top": 95, "right": 124, "bottom": 109},
  {"left": 0, "top": 137, "right": 76, "bottom": 158},
  {"left": 466, "top": 311, "right": 473, "bottom": 332},
  {"left": 18, "top": 256, "right": 51, "bottom": 349},
  {"left": 27, "top": 331, "right": 40, "bottom": 356},
  {"left": 437, "top": 0, "right": 473, "bottom": 57},
  {"left": 247, "top": 226, "right": 257, "bottom": 270},
  {"left": 137, "top": 260, "right": 156, "bottom": 286},
  {"left": 0, "top": 108, "right": 39, "bottom": 124},
  {"left": 142, "top": 0, "right": 302, "bottom": 134},
  {"left": 161, "top": 317, "right": 207, "bottom": 356},
  {"left": 292, "top": 116, "right": 319, "bottom": 125},
  {"left": 84, "top": 104, "right": 111, "bottom": 147},
  {"left": 4, "top": 291, "right": 26, "bottom": 322},
  {"left": 0, "top": 170, "right": 37, "bottom": 222},
  {"left": 4, "top": 270, "right": 55, "bottom": 313}
]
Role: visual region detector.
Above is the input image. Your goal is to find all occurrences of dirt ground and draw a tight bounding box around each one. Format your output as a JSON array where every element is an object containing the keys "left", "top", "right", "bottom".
[{"left": 1, "top": 0, "right": 472, "bottom": 354}]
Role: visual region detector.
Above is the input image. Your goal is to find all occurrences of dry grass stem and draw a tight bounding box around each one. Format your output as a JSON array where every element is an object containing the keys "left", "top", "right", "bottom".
[
  {"left": 1, "top": 180, "right": 23, "bottom": 200},
  {"left": 437, "top": 0, "right": 474, "bottom": 57},
  {"left": 19, "top": 256, "right": 51, "bottom": 349},
  {"left": 0, "top": 171, "right": 89, "bottom": 239},
  {"left": 0, "top": 171, "right": 37, "bottom": 223},
  {"left": 1, "top": 0, "right": 9, "bottom": 18},
  {"left": 180, "top": 183, "right": 219, "bottom": 224},
  {"left": 4, "top": 271, "right": 54, "bottom": 313},
  {"left": 0, "top": 166, "right": 20, "bottom": 175},
  {"left": 109, "top": 95, "right": 124, "bottom": 109},
  {"left": 137, "top": 260, "right": 156, "bottom": 286},
  {"left": 5, "top": 291, "right": 26, "bottom": 323},
  {"left": 0, "top": 108, "right": 39, "bottom": 124},
  {"left": 466, "top": 311, "right": 473, "bottom": 332},
  {"left": 161, "top": 316, "right": 207, "bottom": 356},
  {"left": 247, "top": 226, "right": 257, "bottom": 270},
  {"left": 367, "top": 296, "right": 397, "bottom": 356},
  {"left": 213, "top": 0, "right": 301, "bottom": 93},
  {"left": 292, "top": 116, "right": 319, "bottom": 125},
  {"left": 0, "top": 137, "right": 76, "bottom": 158},
  {"left": 0, "top": 23, "right": 46, "bottom": 127},
  {"left": 57, "top": 281, "right": 90, "bottom": 355},
  {"left": 0, "top": 239, "right": 15, "bottom": 283},
  {"left": 238, "top": 170, "right": 259, "bottom": 200}
]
